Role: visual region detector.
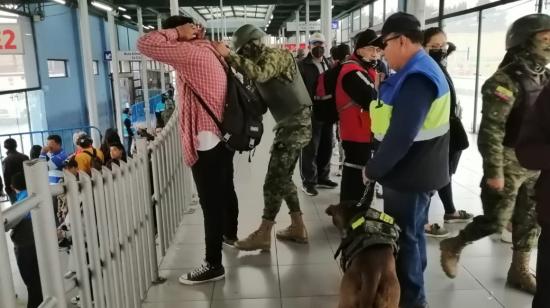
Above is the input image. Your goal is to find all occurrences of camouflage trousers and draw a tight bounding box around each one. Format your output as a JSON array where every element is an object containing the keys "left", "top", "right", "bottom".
[
  {"left": 460, "top": 148, "right": 540, "bottom": 251},
  {"left": 263, "top": 124, "right": 312, "bottom": 221}
]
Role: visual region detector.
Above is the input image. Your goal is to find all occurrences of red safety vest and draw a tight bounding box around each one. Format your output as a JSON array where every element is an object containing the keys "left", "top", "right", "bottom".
[{"left": 335, "top": 59, "right": 376, "bottom": 143}]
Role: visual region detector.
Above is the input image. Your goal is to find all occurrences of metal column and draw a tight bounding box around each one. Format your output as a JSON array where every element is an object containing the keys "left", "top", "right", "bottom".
[
  {"left": 406, "top": 0, "right": 426, "bottom": 27},
  {"left": 158, "top": 15, "right": 166, "bottom": 93},
  {"left": 295, "top": 9, "right": 300, "bottom": 46},
  {"left": 0, "top": 207, "right": 17, "bottom": 308},
  {"left": 305, "top": 0, "right": 310, "bottom": 43},
  {"left": 320, "top": 0, "right": 332, "bottom": 56},
  {"left": 108, "top": 12, "right": 123, "bottom": 137},
  {"left": 77, "top": 0, "right": 99, "bottom": 144},
  {"left": 170, "top": 0, "right": 179, "bottom": 16},
  {"left": 244, "top": 5, "right": 247, "bottom": 24},
  {"left": 137, "top": 7, "right": 151, "bottom": 130},
  {"left": 220, "top": 0, "right": 226, "bottom": 39}
]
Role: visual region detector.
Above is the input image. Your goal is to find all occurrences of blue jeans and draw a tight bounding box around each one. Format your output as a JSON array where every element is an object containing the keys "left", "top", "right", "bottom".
[{"left": 383, "top": 187, "right": 431, "bottom": 308}]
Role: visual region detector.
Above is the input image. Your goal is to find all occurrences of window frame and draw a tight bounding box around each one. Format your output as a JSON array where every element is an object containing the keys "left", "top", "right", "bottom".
[
  {"left": 47, "top": 59, "right": 69, "bottom": 78},
  {"left": 92, "top": 60, "right": 99, "bottom": 76}
]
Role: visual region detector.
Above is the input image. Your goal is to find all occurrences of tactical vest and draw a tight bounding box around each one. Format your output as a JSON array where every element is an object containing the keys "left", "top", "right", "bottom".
[
  {"left": 502, "top": 63, "right": 550, "bottom": 148},
  {"left": 335, "top": 59, "right": 373, "bottom": 143},
  {"left": 334, "top": 207, "right": 400, "bottom": 272},
  {"left": 255, "top": 61, "right": 312, "bottom": 126}
]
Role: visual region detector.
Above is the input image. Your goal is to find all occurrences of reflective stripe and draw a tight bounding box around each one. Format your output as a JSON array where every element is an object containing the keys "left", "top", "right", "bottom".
[
  {"left": 343, "top": 162, "right": 364, "bottom": 170},
  {"left": 375, "top": 123, "right": 449, "bottom": 142},
  {"left": 356, "top": 71, "right": 374, "bottom": 88},
  {"left": 314, "top": 94, "right": 333, "bottom": 101}
]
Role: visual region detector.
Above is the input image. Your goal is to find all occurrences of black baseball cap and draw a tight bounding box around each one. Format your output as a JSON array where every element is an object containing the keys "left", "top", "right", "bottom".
[
  {"left": 381, "top": 12, "right": 422, "bottom": 38},
  {"left": 355, "top": 29, "right": 383, "bottom": 49}
]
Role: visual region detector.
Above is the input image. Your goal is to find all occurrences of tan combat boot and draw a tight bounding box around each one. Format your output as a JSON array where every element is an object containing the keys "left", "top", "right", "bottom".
[
  {"left": 507, "top": 251, "right": 536, "bottom": 294},
  {"left": 440, "top": 236, "right": 468, "bottom": 278},
  {"left": 234, "top": 219, "right": 274, "bottom": 252},
  {"left": 276, "top": 212, "right": 308, "bottom": 244}
]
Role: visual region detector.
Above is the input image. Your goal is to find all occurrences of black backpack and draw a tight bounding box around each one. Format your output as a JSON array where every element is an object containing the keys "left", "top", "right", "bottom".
[
  {"left": 193, "top": 69, "right": 267, "bottom": 152},
  {"left": 82, "top": 149, "right": 103, "bottom": 172},
  {"left": 313, "top": 64, "right": 343, "bottom": 124}
]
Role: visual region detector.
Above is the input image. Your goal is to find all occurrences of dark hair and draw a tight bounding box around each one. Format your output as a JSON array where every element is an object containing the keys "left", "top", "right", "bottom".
[
  {"left": 65, "top": 157, "right": 78, "bottom": 169},
  {"left": 47, "top": 134, "right": 62, "bottom": 145},
  {"left": 4, "top": 138, "right": 17, "bottom": 151},
  {"left": 104, "top": 128, "right": 122, "bottom": 145},
  {"left": 423, "top": 27, "right": 446, "bottom": 47},
  {"left": 30, "top": 145, "right": 42, "bottom": 159},
  {"left": 77, "top": 135, "right": 93, "bottom": 148},
  {"left": 332, "top": 44, "right": 351, "bottom": 62},
  {"left": 402, "top": 30, "right": 424, "bottom": 45},
  {"left": 162, "top": 16, "right": 194, "bottom": 29},
  {"left": 123, "top": 108, "right": 130, "bottom": 114},
  {"left": 11, "top": 172, "right": 26, "bottom": 191}
]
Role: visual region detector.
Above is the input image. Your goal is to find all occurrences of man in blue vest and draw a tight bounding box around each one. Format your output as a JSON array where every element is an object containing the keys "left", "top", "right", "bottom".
[{"left": 364, "top": 13, "right": 451, "bottom": 308}]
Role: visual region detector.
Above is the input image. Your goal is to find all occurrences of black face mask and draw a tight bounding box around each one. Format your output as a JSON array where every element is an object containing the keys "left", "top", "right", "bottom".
[
  {"left": 429, "top": 49, "right": 447, "bottom": 64},
  {"left": 312, "top": 46, "right": 325, "bottom": 58}
]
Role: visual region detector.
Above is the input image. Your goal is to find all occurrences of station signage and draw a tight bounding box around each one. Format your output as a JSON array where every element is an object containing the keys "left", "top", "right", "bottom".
[
  {"left": 0, "top": 24, "right": 24, "bottom": 54},
  {"left": 286, "top": 21, "right": 321, "bottom": 31},
  {"left": 118, "top": 50, "right": 145, "bottom": 61}
]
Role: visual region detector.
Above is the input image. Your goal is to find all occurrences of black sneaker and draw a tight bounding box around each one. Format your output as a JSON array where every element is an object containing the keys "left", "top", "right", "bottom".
[
  {"left": 301, "top": 185, "right": 318, "bottom": 196},
  {"left": 178, "top": 263, "right": 225, "bottom": 285},
  {"left": 317, "top": 179, "right": 338, "bottom": 189},
  {"left": 223, "top": 236, "right": 238, "bottom": 248}
]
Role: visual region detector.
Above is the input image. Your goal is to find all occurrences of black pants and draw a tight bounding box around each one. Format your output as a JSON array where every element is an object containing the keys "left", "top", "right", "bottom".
[
  {"left": 340, "top": 141, "right": 374, "bottom": 204},
  {"left": 436, "top": 151, "right": 462, "bottom": 214},
  {"left": 155, "top": 112, "right": 165, "bottom": 128},
  {"left": 300, "top": 120, "right": 334, "bottom": 186},
  {"left": 14, "top": 245, "right": 43, "bottom": 308},
  {"left": 533, "top": 221, "right": 550, "bottom": 308},
  {"left": 191, "top": 143, "right": 239, "bottom": 267}
]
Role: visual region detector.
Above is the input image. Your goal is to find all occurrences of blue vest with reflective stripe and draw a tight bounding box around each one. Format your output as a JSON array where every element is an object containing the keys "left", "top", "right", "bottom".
[{"left": 371, "top": 51, "right": 451, "bottom": 142}]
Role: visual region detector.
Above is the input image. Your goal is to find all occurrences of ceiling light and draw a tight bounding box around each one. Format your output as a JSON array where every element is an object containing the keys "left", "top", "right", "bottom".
[
  {"left": 0, "top": 17, "right": 17, "bottom": 23},
  {"left": 91, "top": 1, "right": 113, "bottom": 12},
  {"left": 122, "top": 14, "right": 131, "bottom": 20},
  {"left": 52, "top": 0, "right": 66, "bottom": 4},
  {"left": 0, "top": 10, "right": 18, "bottom": 17},
  {"left": 118, "top": 6, "right": 126, "bottom": 12}
]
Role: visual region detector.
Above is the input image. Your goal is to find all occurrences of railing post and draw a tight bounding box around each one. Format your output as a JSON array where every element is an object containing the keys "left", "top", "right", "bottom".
[
  {"left": 23, "top": 160, "right": 67, "bottom": 308},
  {"left": 0, "top": 208, "right": 17, "bottom": 308}
]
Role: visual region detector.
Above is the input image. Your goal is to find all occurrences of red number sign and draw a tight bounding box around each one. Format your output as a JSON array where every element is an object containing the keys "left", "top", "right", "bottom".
[{"left": 0, "top": 24, "right": 24, "bottom": 54}]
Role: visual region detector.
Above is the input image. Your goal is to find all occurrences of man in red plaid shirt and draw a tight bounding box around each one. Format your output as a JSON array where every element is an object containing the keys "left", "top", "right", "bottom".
[{"left": 138, "top": 16, "right": 239, "bottom": 285}]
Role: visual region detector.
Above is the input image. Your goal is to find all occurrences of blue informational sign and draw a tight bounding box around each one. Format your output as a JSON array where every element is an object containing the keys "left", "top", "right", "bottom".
[
  {"left": 104, "top": 51, "right": 112, "bottom": 61},
  {"left": 331, "top": 21, "right": 339, "bottom": 29}
]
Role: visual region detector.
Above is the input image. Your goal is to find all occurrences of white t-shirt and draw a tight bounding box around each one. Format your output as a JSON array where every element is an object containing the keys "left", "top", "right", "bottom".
[{"left": 197, "top": 131, "right": 220, "bottom": 151}]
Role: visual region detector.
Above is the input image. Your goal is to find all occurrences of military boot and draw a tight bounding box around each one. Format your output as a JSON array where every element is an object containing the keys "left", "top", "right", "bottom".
[
  {"left": 507, "top": 251, "right": 537, "bottom": 294},
  {"left": 276, "top": 212, "right": 308, "bottom": 243},
  {"left": 234, "top": 219, "right": 274, "bottom": 252},
  {"left": 440, "top": 235, "right": 468, "bottom": 278}
]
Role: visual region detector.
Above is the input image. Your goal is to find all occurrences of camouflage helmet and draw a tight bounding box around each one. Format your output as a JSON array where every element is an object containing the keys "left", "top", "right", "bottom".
[
  {"left": 232, "top": 24, "right": 266, "bottom": 52},
  {"left": 506, "top": 14, "right": 550, "bottom": 50}
]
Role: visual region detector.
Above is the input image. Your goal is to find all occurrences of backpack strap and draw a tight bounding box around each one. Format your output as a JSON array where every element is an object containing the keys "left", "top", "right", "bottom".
[{"left": 188, "top": 85, "right": 228, "bottom": 141}]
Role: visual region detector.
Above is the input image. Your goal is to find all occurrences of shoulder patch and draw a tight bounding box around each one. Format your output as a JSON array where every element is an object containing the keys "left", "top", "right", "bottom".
[{"left": 494, "top": 85, "right": 513, "bottom": 102}]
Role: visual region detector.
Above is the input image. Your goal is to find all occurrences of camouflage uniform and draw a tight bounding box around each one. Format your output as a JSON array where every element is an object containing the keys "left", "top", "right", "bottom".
[
  {"left": 227, "top": 45, "right": 312, "bottom": 220},
  {"left": 458, "top": 67, "right": 542, "bottom": 251},
  {"left": 226, "top": 25, "right": 313, "bottom": 249}
]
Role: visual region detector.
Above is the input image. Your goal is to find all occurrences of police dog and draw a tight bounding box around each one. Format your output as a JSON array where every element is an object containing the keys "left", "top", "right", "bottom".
[{"left": 326, "top": 201, "right": 400, "bottom": 308}]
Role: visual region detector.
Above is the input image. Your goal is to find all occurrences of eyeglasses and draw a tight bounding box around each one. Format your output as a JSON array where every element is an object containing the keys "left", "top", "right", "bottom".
[{"left": 381, "top": 34, "right": 401, "bottom": 50}]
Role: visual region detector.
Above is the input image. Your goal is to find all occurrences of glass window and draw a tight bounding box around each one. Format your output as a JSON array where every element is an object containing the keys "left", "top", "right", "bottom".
[
  {"left": 373, "top": 0, "right": 384, "bottom": 26},
  {"left": 444, "top": 12, "right": 479, "bottom": 132},
  {"left": 0, "top": 91, "right": 31, "bottom": 158},
  {"left": 92, "top": 60, "right": 99, "bottom": 75},
  {"left": 120, "top": 61, "right": 131, "bottom": 73},
  {"left": 425, "top": 0, "right": 440, "bottom": 19},
  {"left": 476, "top": 0, "right": 538, "bottom": 131},
  {"left": 337, "top": 20, "right": 342, "bottom": 43},
  {"left": 444, "top": 0, "right": 500, "bottom": 15},
  {"left": 341, "top": 16, "right": 350, "bottom": 43},
  {"left": 385, "top": 0, "right": 399, "bottom": 19},
  {"left": 131, "top": 61, "right": 140, "bottom": 71},
  {"left": 47, "top": 60, "right": 68, "bottom": 78},
  {"left": 0, "top": 10, "right": 40, "bottom": 92},
  {"left": 352, "top": 9, "right": 361, "bottom": 32},
  {"left": 361, "top": 5, "right": 370, "bottom": 29}
]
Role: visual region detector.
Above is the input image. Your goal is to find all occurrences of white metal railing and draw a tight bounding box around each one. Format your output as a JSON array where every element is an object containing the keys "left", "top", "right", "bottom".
[{"left": 1, "top": 105, "right": 194, "bottom": 307}]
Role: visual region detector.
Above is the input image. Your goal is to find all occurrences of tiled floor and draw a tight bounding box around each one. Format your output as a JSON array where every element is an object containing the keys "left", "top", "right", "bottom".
[{"left": 141, "top": 120, "right": 539, "bottom": 308}]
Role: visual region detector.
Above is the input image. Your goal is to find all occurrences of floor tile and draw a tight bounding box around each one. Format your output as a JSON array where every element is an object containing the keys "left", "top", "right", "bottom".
[
  {"left": 276, "top": 240, "right": 335, "bottom": 265},
  {"left": 211, "top": 298, "right": 282, "bottom": 308},
  {"left": 145, "top": 269, "right": 213, "bottom": 302},
  {"left": 142, "top": 301, "right": 210, "bottom": 308},
  {"left": 281, "top": 296, "right": 340, "bottom": 308},
  {"left": 426, "top": 290, "right": 503, "bottom": 308},
  {"left": 212, "top": 266, "right": 280, "bottom": 300},
  {"left": 279, "top": 263, "right": 341, "bottom": 297}
]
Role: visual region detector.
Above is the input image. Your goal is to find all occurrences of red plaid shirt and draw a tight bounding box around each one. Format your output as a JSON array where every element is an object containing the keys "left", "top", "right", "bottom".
[{"left": 138, "top": 29, "right": 227, "bottom": 166}]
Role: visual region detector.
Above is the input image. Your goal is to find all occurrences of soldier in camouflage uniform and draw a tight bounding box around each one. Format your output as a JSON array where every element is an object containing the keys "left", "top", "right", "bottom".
[
  {"left": 440, "top": 14, "right": 550, "bottom": 294},
  {"left": 214, "top": 25, "right": 313, "bottom": 251}
]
